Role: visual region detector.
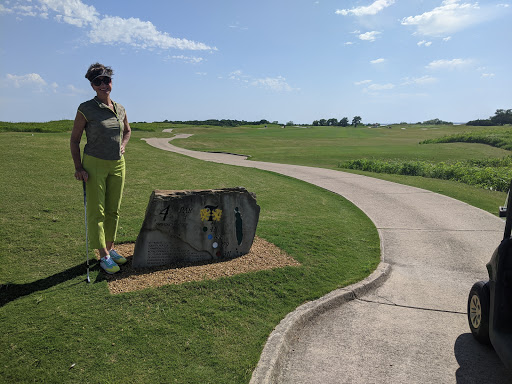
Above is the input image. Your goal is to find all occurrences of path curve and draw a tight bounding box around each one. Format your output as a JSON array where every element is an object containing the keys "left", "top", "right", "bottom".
[{"left": 142, "top": 135, "right": 511, "bottom": 383}]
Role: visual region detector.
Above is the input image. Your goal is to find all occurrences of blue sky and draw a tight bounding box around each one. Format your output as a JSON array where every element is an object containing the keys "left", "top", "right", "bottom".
[{"left": 0, "top": 0, "right": 510, "bottom": 124}]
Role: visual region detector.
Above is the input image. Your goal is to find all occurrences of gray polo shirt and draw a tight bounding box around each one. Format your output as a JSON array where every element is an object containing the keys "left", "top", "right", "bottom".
[{"left": 78, "top": 97, "right": 126, "bottom": 160}]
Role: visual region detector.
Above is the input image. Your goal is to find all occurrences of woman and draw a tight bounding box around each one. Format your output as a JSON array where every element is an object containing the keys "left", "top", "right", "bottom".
[{"left": 70, "top": 63, "right": 131, "bottom": 274}]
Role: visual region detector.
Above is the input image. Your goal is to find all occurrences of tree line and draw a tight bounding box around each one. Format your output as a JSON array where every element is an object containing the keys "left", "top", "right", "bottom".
[
  {"left": 467, "top": 109, "right": 512, "bottom": 126},
  {"left": 312, "top": 116, "right": 362, "bottom": 127},
  {"left": 152, "top": 108, "right": 511, "bottom": 128},
  {"left": 159, "top": 119, "right": 271, "bottom": 127}
]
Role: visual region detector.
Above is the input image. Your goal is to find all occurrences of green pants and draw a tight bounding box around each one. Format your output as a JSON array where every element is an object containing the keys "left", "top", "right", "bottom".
[{"left": 83, "top": 154, "right": 125, "bottom": 249}]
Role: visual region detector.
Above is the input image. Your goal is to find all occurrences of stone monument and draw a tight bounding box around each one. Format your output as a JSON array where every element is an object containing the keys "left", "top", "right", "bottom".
[{"left": 132, "top": 187, "right": 260, "bottom": 268}]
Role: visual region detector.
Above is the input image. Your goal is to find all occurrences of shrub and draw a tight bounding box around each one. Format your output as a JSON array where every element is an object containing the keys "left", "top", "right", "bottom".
[{"left": 338, "top": 157, "right": 512, "bottom": 191}]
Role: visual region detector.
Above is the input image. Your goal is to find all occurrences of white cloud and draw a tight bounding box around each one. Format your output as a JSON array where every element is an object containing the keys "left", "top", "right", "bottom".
[
  {"left": 5, "top": 0, "right": 215, "bottom": 51},
  {"left": 89, "top": 16, "right": 216, "bottom": 51},
  {"left": 481, "top": 73, "right": 495, "bottom": 78},
  {"left": 40, "top": 0, "right": 99, "bottom": 27},
  {"left": 359, "top": 31, "right": 381, "bottom": 42},
  {"left": 402, "top": 76, "right": 437, "bottom": 85},
  {"left": 417, "top": 40, "right": 432, "bottom": 47},
  {"left": 367, "top": 83, "right": 394, "bottom": 91},
  {"left": 251, "top": 76, "right": 296, "bottom": 92},
  {"left": 344, "top": 41, "right": 354, "bottom": 45},
  {"left": 66, "top": 84, "right": 89, "bottom": 95},
  {"left": 6, "top": 73, "right": 47, "bottom": 89},
  {"left": 228, "top": 22, "right": 248, "bottom": 30},
  {"left": 0, "top": 4, "right": 14, "bottom": 14},
  {"left": 426, "top": 58, "right": 473, "bottom": 70},
  {"left": 229, "top": 70, "right": 246, "bottom": 82},
  {"left": 355, "top": 80, "right": 372, "bottom": 85},
  {"left": 12, "top": 4, "right": 38, "bottom": 17},
  {"left": 443, "top": 36, "right": 452, "bottom": 41},
  {"left": 336, "top": 0, "right": 395, "bottom": 16},
  {"left": 401, "top": 0, "right": 500, "bottom": 37},
  {"left": 228, "top": 70, "right": 298, "bottom": 92},
  {"left": 370, "top": 58, "right": 385, "bottom": 64},
  {"left": 168, "top": 55, "right": 205, "bottom": 64}
]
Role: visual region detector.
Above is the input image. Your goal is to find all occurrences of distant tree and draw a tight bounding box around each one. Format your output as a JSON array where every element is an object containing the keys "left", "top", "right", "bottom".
[
  {"left": 272, "top": 121, "right": 279, "bottom": 124},
  {"left": 312, "top": 120, "right": 319, "bottom": 126},
  {"left": 286, "top": 121, "right": 294, "bottom": 126},
  {"left": 467, "top": 119, "right": 494, "bottom": 126},
  {"left": 319, "top": 118, "right": 327, "bottom": 126},
  {"left": 422, "top": 118, "right": 452, "bottom": 125},
  {"left": 352, "top": 116, "right": 362, "bottom": 127},
  {"left": 163, "top": 119, "right": 275, "bottom": 127},
  {"left": 327, "top": 118, "right": 338, "bottom": 126},
  {"left": 490, "top": 109, "right": 512, "bottom": 125},
  {"left": 339, "top": 117, "right": 349, "bottom": 127}
]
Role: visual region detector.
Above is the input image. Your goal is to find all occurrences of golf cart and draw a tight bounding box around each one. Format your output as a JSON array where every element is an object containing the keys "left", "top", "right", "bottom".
[{"left": 467, "top": 182, "right": 512, "bottom": 369}]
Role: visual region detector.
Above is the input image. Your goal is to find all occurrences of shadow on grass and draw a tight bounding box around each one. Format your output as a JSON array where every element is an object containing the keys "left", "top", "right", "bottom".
[{"left": 0, "top": 261, "right": 102, "bottom": 307}]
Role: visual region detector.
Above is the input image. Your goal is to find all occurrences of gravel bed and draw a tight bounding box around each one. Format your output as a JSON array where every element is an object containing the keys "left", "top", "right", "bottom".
[{"left": 102, "top": 236, "right": 300, "bottom": 294}]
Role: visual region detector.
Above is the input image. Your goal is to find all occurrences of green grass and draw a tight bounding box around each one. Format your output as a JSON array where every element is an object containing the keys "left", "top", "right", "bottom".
[
  {"left": 421, "top": 127, "right": 512, "bottom": 150},
  {"left": 0, "top": 131, "right": 379, "bottom": 383},
  {"left": 168, "top": 123, "right": 511, "bottom": 168},
  {"left": 339, "top": 157, "right": 512, "bottom": 191},
  {"left": 0, "top": 120, "right": 164, "bottom": 133},
  {"left": 1, "top": 121, "right": 509, "bottom": 383},
  {"left": 164, "top": 122, "right": 508, "bottom": 213},
  {"left": 0, "top": 120, "right": 75, "bottom": 133}
]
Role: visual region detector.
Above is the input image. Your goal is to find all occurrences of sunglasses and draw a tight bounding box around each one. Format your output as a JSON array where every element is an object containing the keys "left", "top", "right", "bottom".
[{"left": 91, "top": 77, "right": 111, "bottom": 86}]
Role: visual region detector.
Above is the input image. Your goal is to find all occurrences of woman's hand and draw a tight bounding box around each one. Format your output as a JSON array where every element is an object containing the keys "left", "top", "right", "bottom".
[{"left": 75, "top": 167, "right": 89, "bottom": 182}]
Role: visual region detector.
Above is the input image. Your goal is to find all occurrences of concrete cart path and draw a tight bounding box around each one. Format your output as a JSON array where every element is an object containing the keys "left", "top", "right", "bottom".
[{"left": 143, "top": 136, "right": 512, "bottom": 383}]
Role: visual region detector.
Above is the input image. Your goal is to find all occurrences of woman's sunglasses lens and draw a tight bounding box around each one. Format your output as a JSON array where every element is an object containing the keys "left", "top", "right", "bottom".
[{"left": 92, "top": 77, "right": 110, "bottom": 86}]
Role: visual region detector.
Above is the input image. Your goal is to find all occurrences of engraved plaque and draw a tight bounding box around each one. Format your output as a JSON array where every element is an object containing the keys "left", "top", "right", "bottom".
[{"left": 132, "top": 188, "right": 260, "bottom": 268}]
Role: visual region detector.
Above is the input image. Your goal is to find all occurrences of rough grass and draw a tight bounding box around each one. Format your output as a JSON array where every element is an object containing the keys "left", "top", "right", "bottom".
[
  {"left": 420, "top": 127, "right": 512, "bottom": 151},
  {"left": 338, "top": 157, "right": 512, "bottom": 191},
  {"left": 0, "top": 120, "right": 161, "bottom": 133}
]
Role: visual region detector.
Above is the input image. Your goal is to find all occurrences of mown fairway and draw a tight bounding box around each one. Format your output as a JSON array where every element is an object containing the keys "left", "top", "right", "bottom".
[
  {"left": 168, "top": 123, "right": 511, "bottom": 167},
  {"left": 0, "top": 122, "right": 509, "bottom": 383}
]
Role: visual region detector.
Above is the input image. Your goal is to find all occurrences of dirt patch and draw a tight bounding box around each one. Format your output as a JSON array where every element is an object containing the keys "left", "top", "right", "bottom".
[{"left": 101, "top": 236, "right": 300, "bottom": 294}]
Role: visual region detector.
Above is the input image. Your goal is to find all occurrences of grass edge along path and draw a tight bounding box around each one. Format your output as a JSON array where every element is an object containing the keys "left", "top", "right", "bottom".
[{"left": 0, "top": 132, "right": 380, "bottom": 384}]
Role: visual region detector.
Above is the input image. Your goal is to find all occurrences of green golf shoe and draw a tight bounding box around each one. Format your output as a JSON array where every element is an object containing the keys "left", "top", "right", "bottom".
[
  {"left": 100, "top": 255, "right": 120, "bottom": 274},
  {"left": 109, "top": 249, "right": 127, "bottom": 265}
]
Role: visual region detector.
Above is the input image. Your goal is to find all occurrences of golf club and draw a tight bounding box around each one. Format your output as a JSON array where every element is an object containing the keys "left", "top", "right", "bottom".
[{"left": 83, "top": 181, "right": 90, "bottom": 283}]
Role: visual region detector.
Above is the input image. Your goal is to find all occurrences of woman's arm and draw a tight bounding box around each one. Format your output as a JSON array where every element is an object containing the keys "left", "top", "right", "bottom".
[
  {"left": 121, "top": 113, "right": 132, "bottom": 155},
  {"left": 70, "top": 111, "right": 89, "bottom": 182}
]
